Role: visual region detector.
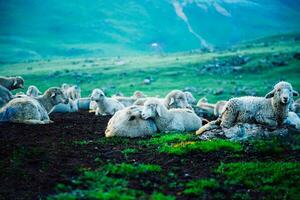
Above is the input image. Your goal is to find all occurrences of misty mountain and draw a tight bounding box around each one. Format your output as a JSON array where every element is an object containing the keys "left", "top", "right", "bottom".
[{"left": 0, "top": 0, "right": 300, "bottom": 62}]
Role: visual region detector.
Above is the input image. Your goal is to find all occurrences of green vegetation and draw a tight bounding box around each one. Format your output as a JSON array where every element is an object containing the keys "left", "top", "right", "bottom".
[
  {"left": 122, "top": 148, "right": 138, "bottom": 156},
  {"left": 216, "top": 162, "right": 300, "bottom": 200},
  {"left": 183, "top": 179, "right": 219, "bottom": 196},
  {"left": 106, "top": 163, "right": 161, "bottom": 176},
  {"left": 159, "top": 139, "right": 242, "bottom": 155}
]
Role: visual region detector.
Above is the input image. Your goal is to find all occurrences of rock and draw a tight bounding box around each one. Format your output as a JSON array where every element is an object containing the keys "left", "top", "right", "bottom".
[
  {"left": 232, "top": 66, "right": 243, "bottom": 72},
  {"left": 214, "top": 88, "right": 224, "bottom": 95},
  {"left": 143, "top": 79, "right": 151, "bottom": 85}
]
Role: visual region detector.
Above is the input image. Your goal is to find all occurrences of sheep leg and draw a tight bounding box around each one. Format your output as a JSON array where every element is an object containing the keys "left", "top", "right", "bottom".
[{"left": 196, "top": 119, "right": 221, "bottom": 135}]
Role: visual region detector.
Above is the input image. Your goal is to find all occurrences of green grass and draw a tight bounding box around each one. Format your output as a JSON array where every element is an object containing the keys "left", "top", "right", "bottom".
[
  {"left": 183, "top": 179, "right": 219, "bottom": 196},
  {"left": 1, "top": 33, "right": 300, "bottom": 103},
  {"left": 122, "top": 148, "right": 138, "bottom": 156},
  {"left": 159, "top": 139, "right": 242, "bottom": 155},
  {"left": 216, "top": 162, "right": 300, "bottom": 200},
  {"left": 106, "top": 163, "right": 162, "bottom": 176}
]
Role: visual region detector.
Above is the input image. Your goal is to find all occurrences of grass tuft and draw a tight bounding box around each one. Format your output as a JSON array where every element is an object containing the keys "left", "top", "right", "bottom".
[{"left": 183, "top": 179, "right": 219, "bottom": 196}]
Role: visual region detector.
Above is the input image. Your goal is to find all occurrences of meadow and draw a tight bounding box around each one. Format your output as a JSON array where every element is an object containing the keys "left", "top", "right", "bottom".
[{"left": 0, "top": 33, "right": 300, "bottom": 199}]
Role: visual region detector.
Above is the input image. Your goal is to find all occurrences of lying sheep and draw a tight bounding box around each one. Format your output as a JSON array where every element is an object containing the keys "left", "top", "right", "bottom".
[
  {"left": 0, "top": 87, "right": 68, "bottom": 124},
  {"left": 196, "top": 81, "right": 299, "bottom": 134},
  {"left": 26, "top": 85, "right": 42, "bottom": 97},
  {"left": 113, "top": 96, "right": 136, "bottom": 107},
  {"left": 133, "top": 91, "right": 146, "bottom": 98},
  {"left": 293, "top": 98, "right": 300, "bottom": 116},
  {"left": 105, "top": 105, "right": 158, "bottom": 137},
  {"left": 77, "top": 97, "right": 91, "bottom": 110},
  {"left": 91, "top": 89, "right": 125, "bottom": 115},
  {"left": 141, "top": 98, "right": 202, "bottom": 132},
  {"left": 0, "top": 76, "right": 24, "bottom": 90},
  {"left": 214, "top": 100, "right": 227, "bottom": 117},
  {"left": 65, "top": 85, "right": 81, "bottom": 100},
  {"left": 196, "top": 97, "right": 215, "bottom": 116},
  {"left": 184, "top": 91, "right": 196, "bottom": 105},
  {"left": 0, "top": 85, "right": 13, "bottom": 108},
  {"left": 285, "top": 111, "right": 300, "bottom": 130},
  {"left": 134, "top": 90, "right": 191, "bottom": 109},
  {"left": 52, "top": 99, "right": 78, "bottom": 113}
]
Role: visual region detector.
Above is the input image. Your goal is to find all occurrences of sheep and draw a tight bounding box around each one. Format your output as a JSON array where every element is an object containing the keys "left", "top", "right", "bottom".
[
  {"left": 0, "top": 87, "right": 68, "bottom": 124},
  {"left": 284, "top": 111, "right": 300, "bottom": 130},
  {"left": 141, "top": 98, "right": 202, "bottom": 132},
  {"left": 0, "top": 76, "right": 24, "bottom": 90},
  {"left": 77, "top": 97, "right": 91, "bottom": 110},
  {"left": 133, "top": 91, "right": 146, "bottom": 98},
  {"left": 214, "top": 100, "right": 228, "bottom": 117},
  {"left": 52, "top": 99, "right": 78, "bottom": 113},
  {"left": 184, "top": 91, "right": 196, "bottom": 105},
  {"left": 89, "top": 100, "right": 98, "bottom": 112},
  {"left": 293, "top": 98, "right": 300, "bottom": 116},
  {"left": 0, "top": 85, "right": 13, "bottom": 108},
  {"left": 90, "top": 89, "right": 125, "bottom": 115},
  {"left": 26, "top": 85, "right": 42, "bottom": 97},
  {"left": 196, "top": 97, "right": 215, "bottom": 116},
  {"left": 105, "top": 105, "right": 158, "bottom": 137},
  {"left": 64, "top": 85, "right": 81, "bottom": 100},
  {"left": 112, "top": 91, "right": 147, "bottom": 107},
  {"left": 196, "top": 81, "right": 299, "bottom": 135},
  {"left": 134, "top": 90, "right": 191, "bottom": 109}
]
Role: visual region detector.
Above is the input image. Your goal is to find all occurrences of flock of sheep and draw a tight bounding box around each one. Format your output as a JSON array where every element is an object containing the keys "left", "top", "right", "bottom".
[{"left": 0, "top": 75, "right": 300, "bottom": 138}]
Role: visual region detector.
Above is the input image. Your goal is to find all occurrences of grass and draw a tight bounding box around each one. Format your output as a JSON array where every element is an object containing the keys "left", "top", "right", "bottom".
[
  {"left": 106, "top": 163, "right": 162, "bottom": 176},
  {"left": 159, "top": 139, "right": 242, "bottom": 155},
  {"left": 183, "top": 179, "right": 219, "bottom": 196},
  {"left": 216, "top": 162, "right": 300, "bottom": 200}
]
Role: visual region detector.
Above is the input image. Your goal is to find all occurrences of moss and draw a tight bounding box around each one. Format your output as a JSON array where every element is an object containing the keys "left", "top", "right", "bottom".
[
  {"left": 107, "top": 163, "right": 162, "bottom": 176},
  {"left": 216, "top": 162, "right": 300, "bottom": 200},
  {"left": 183, "top": 179, "right": 219, "bottom": 196}
]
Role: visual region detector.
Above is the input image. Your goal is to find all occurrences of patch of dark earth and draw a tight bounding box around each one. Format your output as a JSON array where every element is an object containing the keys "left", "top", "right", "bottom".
[{"left": 0, "top": 111, "right": 299, "bottom": 200}]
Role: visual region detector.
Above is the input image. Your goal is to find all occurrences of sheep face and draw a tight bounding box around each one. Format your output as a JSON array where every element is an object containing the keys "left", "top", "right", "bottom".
[
  {"left": 26, "top": 86, "right": 42, "bottom": 97},
  {"left": 47, "top": 88, "right": 69, "bottom": 105},
  {"left": 141, "top": 100, "right": 162, "bottom": 119},
  {"left": 265, "top": 81, "right": 299, "bottom": 105},
  {"left": 133, "top": 91, "right": 146, "bottom": 98},
  {"left": 126, "top": 106, "right": 142, "bottom": 121},
  {"left": 11, "top": 76, "right": 25, "bottom": 90},
  {"left": 61, "top": 83, "right": 70, "bottom": 91},
  {"left": 90, "top": 89, "right": 105, "bottom": 102},
  {"left": 166, "top": 90, "right": 190, "bottom": 109}
]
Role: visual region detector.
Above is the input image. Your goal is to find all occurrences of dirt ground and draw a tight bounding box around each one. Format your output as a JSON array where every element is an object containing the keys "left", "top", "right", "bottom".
[{"left": 0, "top": 111, "right": 299, "bottom": 200}]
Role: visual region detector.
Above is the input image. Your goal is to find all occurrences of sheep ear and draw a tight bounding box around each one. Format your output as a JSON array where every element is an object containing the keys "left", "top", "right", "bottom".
[
  {"left": 265, "top": 89, "right": 275, "bottom": 98},
  {"left": 13, "top": 80, "right": 18, "bottom": 87},
  {"left": 293, "top": 90, "right": 299, "bottom": 97},
  {"left": 156, "top": 104, "right": 162, "bottom": 117},
  {"left": 51, "top": 92, "right": 56, "bottom": 98},
  {"left": 169, "top": 97, "right": 175, "bottom": 105}
]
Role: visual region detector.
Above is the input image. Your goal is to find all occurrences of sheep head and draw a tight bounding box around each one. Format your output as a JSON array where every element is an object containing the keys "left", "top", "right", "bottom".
[
  {"left": 11, "top": 76, "right": 24, "bottom": 90},
  {"left": 90, "top": 89, "right": 105, "bottom": 102},
  {"left": 184, "top": 91, "right": 196, "bottom": 105},
  {"left": 166, "top": 90, "right": 190, "bottom": 109},
  {"left": 265, "top": 81, "right": 299, "bottom": 105},
  {"left": 45, "top": 87, "right": 69, "bottom": 105},
  {"left": 26, "top": 85, "right": 42, "bottom": 97},
  {"left": 141, "top": 99, "right": 164, "bottom": 119}
]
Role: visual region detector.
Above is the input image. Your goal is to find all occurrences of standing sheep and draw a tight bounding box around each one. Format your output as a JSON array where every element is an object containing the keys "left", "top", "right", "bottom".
[
  {"left": 0, "top": 87, "right": 68, "bottom": 124},
  {"left": 105, "top": 105, "right": 158, "bottom": 137},
  {"left": 90, "top": 89, "right": 125, "bottom": 115},
  {"left": 26, "top": 85, "right": 42, "bottom": 97},
  {"left": 196, "top": 81, "right": 299, "bottom": 134},
  {"left": 0, "top": 85, "right": 13, "bottom": 108},
  {"left": 141, "top": 98, "right": 202, "bottom": 132},
  {"left": 0, "top": 76, "right": 24, "bottom": 90}
]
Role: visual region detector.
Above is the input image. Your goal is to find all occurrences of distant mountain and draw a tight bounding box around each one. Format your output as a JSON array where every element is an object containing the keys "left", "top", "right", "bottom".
[{"left": 0, "top": 0, "right": 300, "bottom": 62}]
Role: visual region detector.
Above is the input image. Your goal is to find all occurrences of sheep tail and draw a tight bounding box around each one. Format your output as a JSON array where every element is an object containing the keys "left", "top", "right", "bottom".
[{"left": 196, "top": 118, "right": 221, "bottom": 135}]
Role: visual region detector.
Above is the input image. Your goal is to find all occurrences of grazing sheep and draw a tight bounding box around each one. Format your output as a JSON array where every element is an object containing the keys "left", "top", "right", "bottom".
[
  {"left": 90, "top": 89, "right": 125, "bottom": 115},
  {"left": 105, "top": 105, "right": 158, "bottom": 137},
  {"left": 77, "top": 97, "right": 91, "bottom": 110},
  {"left": 26, "top": 85, "right": 42, "bottom": 97},
  {"left": 214, "top": 100, "right": 228, "bottom": 117},
  {"left": 184, "top": 91, "right": 196, "bottom": 105},
  {"left": 0, "top": 85, "right": 13, "bottom": 108},
  {"left": 52, "top": 99, "right": 78, "bottom": 113},
  {"left": 0, "top": 76, "right": 24, "bottom": 90},
  {"left": 196, "top": 81, "right": 299, "bottom": 135},
  {"left": 141, "top": 98, "right": 202, "bottom": 132},
  {"left": 65, "top": 85, "right": 81, "bottom": 100},
  {"left": 0, "top": 87, "right": 68, "bottom": 124}
]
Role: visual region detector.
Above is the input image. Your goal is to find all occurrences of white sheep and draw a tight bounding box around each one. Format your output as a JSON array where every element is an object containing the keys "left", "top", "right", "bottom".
[
  {"left": 133, "top": 91, "right": 146, "bottom": 98},
  {"left": 90, "top": 89, "right": 125, "bottom": 115},
  {"left": 0, "top": 87, "right": 68, "bottom": 124},
  {"left": 196, "top": 81, "right": 299, "bottom": 134},
  {"left": 293, "top": 98, "right": 300, "bottom": 116},
  {"left": 184, "top": 91, "right": 196, "bottom": 105},
  {"left": 105, "top": 105, "right": 158, "bottom": 137},
  {"left": 52, "top": 99, "right": 79, "bottom": 113},
  {"left": 141, "top": 98, "right": 202, "bottom": 132},
  {"left": 0, "top": 76, "right": 24, "bottom": 90},
  {"left": 26, "top": 85, "right": 42, "bottom": 97},
  {"left": 214, "top": 100, "right": 228, "bottom": 117},
  {"left": 196, "top": 97, "right": 215, "bottom": 116},
  {"left": 65, "top": 85, "right": 81, "bottom": 100},
  {"left": 0, "top": 85, "right": 13, "bottom": 108},
  {"left": 284, "top": 111, "right": 300, "bottom": 130}
]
